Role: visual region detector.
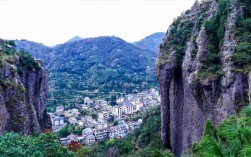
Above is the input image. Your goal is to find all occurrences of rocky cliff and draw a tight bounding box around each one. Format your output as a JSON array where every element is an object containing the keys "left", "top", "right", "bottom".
[
  {"left": 0, "top": 39, "right": 51, "bottom": 135},
  {"left": 156, "top": 0, "right": 251, "bottom": 155}
]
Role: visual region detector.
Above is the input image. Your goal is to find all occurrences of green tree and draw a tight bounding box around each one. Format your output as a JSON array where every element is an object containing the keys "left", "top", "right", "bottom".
[
  {"left": 91, "top": 113, "right": 97, "bottom": 120},
  {"left": 113, "top": 121, "right": 119, "bottom": 126},
  {"left": 0, "top": 132, "right": 74, "bottom": 157},
  {"left": 192, "top": 106, "right": 251, "bottom": 157},
  {"left": 80, "top": 109, "right": 88, "bottom": 115}
]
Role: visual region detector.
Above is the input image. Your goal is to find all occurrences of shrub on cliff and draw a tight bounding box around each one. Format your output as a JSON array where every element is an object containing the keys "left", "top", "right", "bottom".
[
  {"left": 17, "top": 51, "right": 39, "bottom": 74},
  {"left": 233, "top": 0, "right": 251, "bottom": 73}
]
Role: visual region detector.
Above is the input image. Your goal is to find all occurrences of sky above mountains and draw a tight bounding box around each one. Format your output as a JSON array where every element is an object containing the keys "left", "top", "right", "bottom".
[{"left": 0, "top": 0, "right": 195, "bottom": 46}]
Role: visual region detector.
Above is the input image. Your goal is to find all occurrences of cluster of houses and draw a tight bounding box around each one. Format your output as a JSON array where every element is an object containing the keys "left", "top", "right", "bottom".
[{"left": 49, "top": 88, "right": 160, "bottom": 146}]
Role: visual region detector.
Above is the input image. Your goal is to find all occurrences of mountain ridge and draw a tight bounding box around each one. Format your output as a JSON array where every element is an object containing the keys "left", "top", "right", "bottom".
[
  {"left": 15, "top": 35, "right": 159, "bottom": 110},
  {"left": 65, "top": 36, "right": 84, "bottom": 43},
  {"left": 133, "top": 32, "right": 165, "bottom": 53}
]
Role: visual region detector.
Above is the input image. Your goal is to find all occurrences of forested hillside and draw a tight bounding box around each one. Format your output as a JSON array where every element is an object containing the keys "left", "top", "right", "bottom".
[{"left": 15, "top": 36, "right": 158, "bottom": 110}]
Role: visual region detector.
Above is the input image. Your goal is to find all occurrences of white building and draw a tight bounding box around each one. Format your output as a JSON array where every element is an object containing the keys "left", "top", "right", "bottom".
[
  {"left": 82, "top": 128, "right": 96, "bottom": 145},
  {"left": 72, "top": 108, "right": 80, "bottom": 115},
  {"left": 126, "top": 94, "right": 134, "bottom": 101},
  {"left": 122, "top": 101, "right": 136, "bottom": 115},
  {"left": 51, "top": 115, "right": 65, "bottom": 132},
  {"left": 68, "top": 117, "right": 78, "bottom": 125},
  {"left": 82, "top": 128, "right": 93, "bottom": 136},
  {"left": 95, "top": 99, "right": 107, "bottom": 106},
  {"left": 116, "top": 97, "right": 124, "bottom": 104},
  {"left": 63, "top": 109, "right": 80, "bottom": 118},
  {"left": 60, "top": 134, "right": 85, "bottom": 146},
  {"left": 102, "top": 105, "right": 112, "bottom": 112},
  {"left": 98, "top": 111, "right": 109, "bottom": 120},
  {"left": 96, "top": 120, "right": 108, "bottom": 130},
  {"left": 56, "top": 106, "right": 64, "bottom": 114},
  {"left": 134, "top": 101, "right": 144, "bottom": 111},
  {"left": 128, "top": 121, "right": 142, "bottom": 132},
  {"left": 112, "top": 106, "right": 123, "bottom": 118},
  {"left": 85, "top": 135, "right": 96, "bottom": 145},
  {"left": 94, "top": 128, "right": 109, "bottom": 142},
  {"left": 108, "top": 124, "right": 128, "bottom": 139},
  {"left": 51, "top": 116, "right": 64, "bottom": 126},
  {"left": 85, "top": 118, "right": 98, "bottom": 128},
  {"left": 84, "top": 97, "right": 93, "bottom": 105}
]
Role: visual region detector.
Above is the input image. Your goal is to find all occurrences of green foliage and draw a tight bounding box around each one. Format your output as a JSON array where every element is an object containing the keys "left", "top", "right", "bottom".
[
  {"left": 109, "top": 95, "right": 118, "bottom": 106},
  {"left": 17, "top": 51, "right": 39, "bottom": 74},
  {"left": 233, "top": 0, "right": 251, "bottom": 73},
  {"left": 135, "top": 147, "right": 173, "bottom": 157},
  {"left": 137, "top": 106, "right": 162, "bottom": 148},
  {"left": 198, "top": 0, "right": 229, "bottom": 79},
  {"left": 0, "top": 132, "right": 74, "bottom": 157},
  {"left": 74, "top": 146, "right": 94, "bottom": 157},
  {"left": 45, "top": 36, "right": 157, "bottom": 109},
  {"left": 108, "top": 115, "right": 115, "bottom": 123},
  {"left": 91, "top": 113, "right": 97, "bottom": 120},
  {"left": 0, "top": 40, "right": 18, "bottom": 66},
  {"left": 160, "top": 1, "right": 210, "bottom": 65},
  {"left": 80, "top": 109, "right": 87, "bottom": 115},
  {"left": 8, "top": 40, "right": 16, "bottom": 47},
  {"left": 113, "top": 121, "right": 119, "bottom": 126},
  {"left": 134, "top": 32, "right": 165, "bottom": 53},
  {"left": 204, "top": 120, "right": 216, "bottom": 137},
  {"left": 57, "top": 125, "right": 83, "bottom": 138},
  {"left": 163, "top": 18, "right": 195, "bottom": 64},
  {"left": 106, "top": 139, "right": 117, "bottom": 147},
  {"left": 192, "top": 106, "right": 251, "bottom": 157}
]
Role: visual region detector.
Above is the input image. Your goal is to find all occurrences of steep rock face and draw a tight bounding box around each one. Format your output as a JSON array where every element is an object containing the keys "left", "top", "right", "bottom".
[
  {"left": 0, "top": 40, "right": 51, "bottom": 135},
  {"left": 156, "top": 0, "right": 249, "bottom": 155}
]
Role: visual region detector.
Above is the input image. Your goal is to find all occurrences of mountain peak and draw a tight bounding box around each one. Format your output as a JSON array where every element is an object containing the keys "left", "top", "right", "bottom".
[
  {"left": 65, "top": 36, "right": 83, "bottom": 43},
  {"left": 133, "top": 32, "right": 165, "bottom": 53}
]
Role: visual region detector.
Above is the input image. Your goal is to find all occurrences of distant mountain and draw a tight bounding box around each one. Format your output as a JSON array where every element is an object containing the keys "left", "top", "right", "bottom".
[
  {"left": 15, "top": 36, "right": 157, "bottom": 109},
  {"left": 65, "top": 36, "right": 84, "bottom": 43},
  {"left": 15, "top": 39, "right": 52, "bottom": 64},
  {"left": 134, "top": 32, "right": 165, "bottom": 53}
]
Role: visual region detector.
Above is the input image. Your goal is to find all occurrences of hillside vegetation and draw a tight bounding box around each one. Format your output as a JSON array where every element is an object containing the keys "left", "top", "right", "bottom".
[
  {"left": 15, "top": 36, "right": 158, "bottom": 110},
  {"left": 0, "top": 132, "right": 74, "bottom": 157},
  {"left": 133, "top": 32, "right": 165, "bottom": 53},
  {"left": 1, "top": 105, "right": 251, "bottom": 157}
]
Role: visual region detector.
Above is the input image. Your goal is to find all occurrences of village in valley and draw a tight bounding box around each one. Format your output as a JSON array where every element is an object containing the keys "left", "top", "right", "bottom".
[{"left": 49, "top": 88, "right": 160, "bottom": 146}]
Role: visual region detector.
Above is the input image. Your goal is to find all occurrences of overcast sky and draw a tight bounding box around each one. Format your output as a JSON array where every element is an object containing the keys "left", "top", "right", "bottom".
[{"left": 0, "top": 0, "right": 195, "bottom": 46}]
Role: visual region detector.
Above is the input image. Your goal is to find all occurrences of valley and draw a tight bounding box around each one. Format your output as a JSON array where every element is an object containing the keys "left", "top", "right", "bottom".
[
  {"left": 1, "top": 0, "right": 251, "bottom": 156},
  {"left": 15, "top": 33, "right": 164, "bottom": 111},
  {"left": 49, "top": 88, "right": 160, "bottom": 146}
]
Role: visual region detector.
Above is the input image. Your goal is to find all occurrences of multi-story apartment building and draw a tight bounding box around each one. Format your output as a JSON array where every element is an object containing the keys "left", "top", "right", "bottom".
[
  {"left": 112, "top": 106, "right": 123, "bottom": 117},
  {"left": 98, "top": 111, "right": 109, "bottom": 120},
  {"left": 122, "top": 101, "right": 136, "bottom": 115},
  {"left": 94, "top": 128, "right": 109, "bottom": 142},
  {"left": 108, "top": 124, "right": 128, "bottom": 139}
]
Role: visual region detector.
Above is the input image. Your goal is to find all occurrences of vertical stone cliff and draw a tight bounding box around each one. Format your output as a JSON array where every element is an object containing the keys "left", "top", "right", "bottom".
[
  {"left": 0, "top": 39, "right": 51, "bottom": 135},
  {"left": 156, "top": 0, "right": 250, "bottom": 155}
]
